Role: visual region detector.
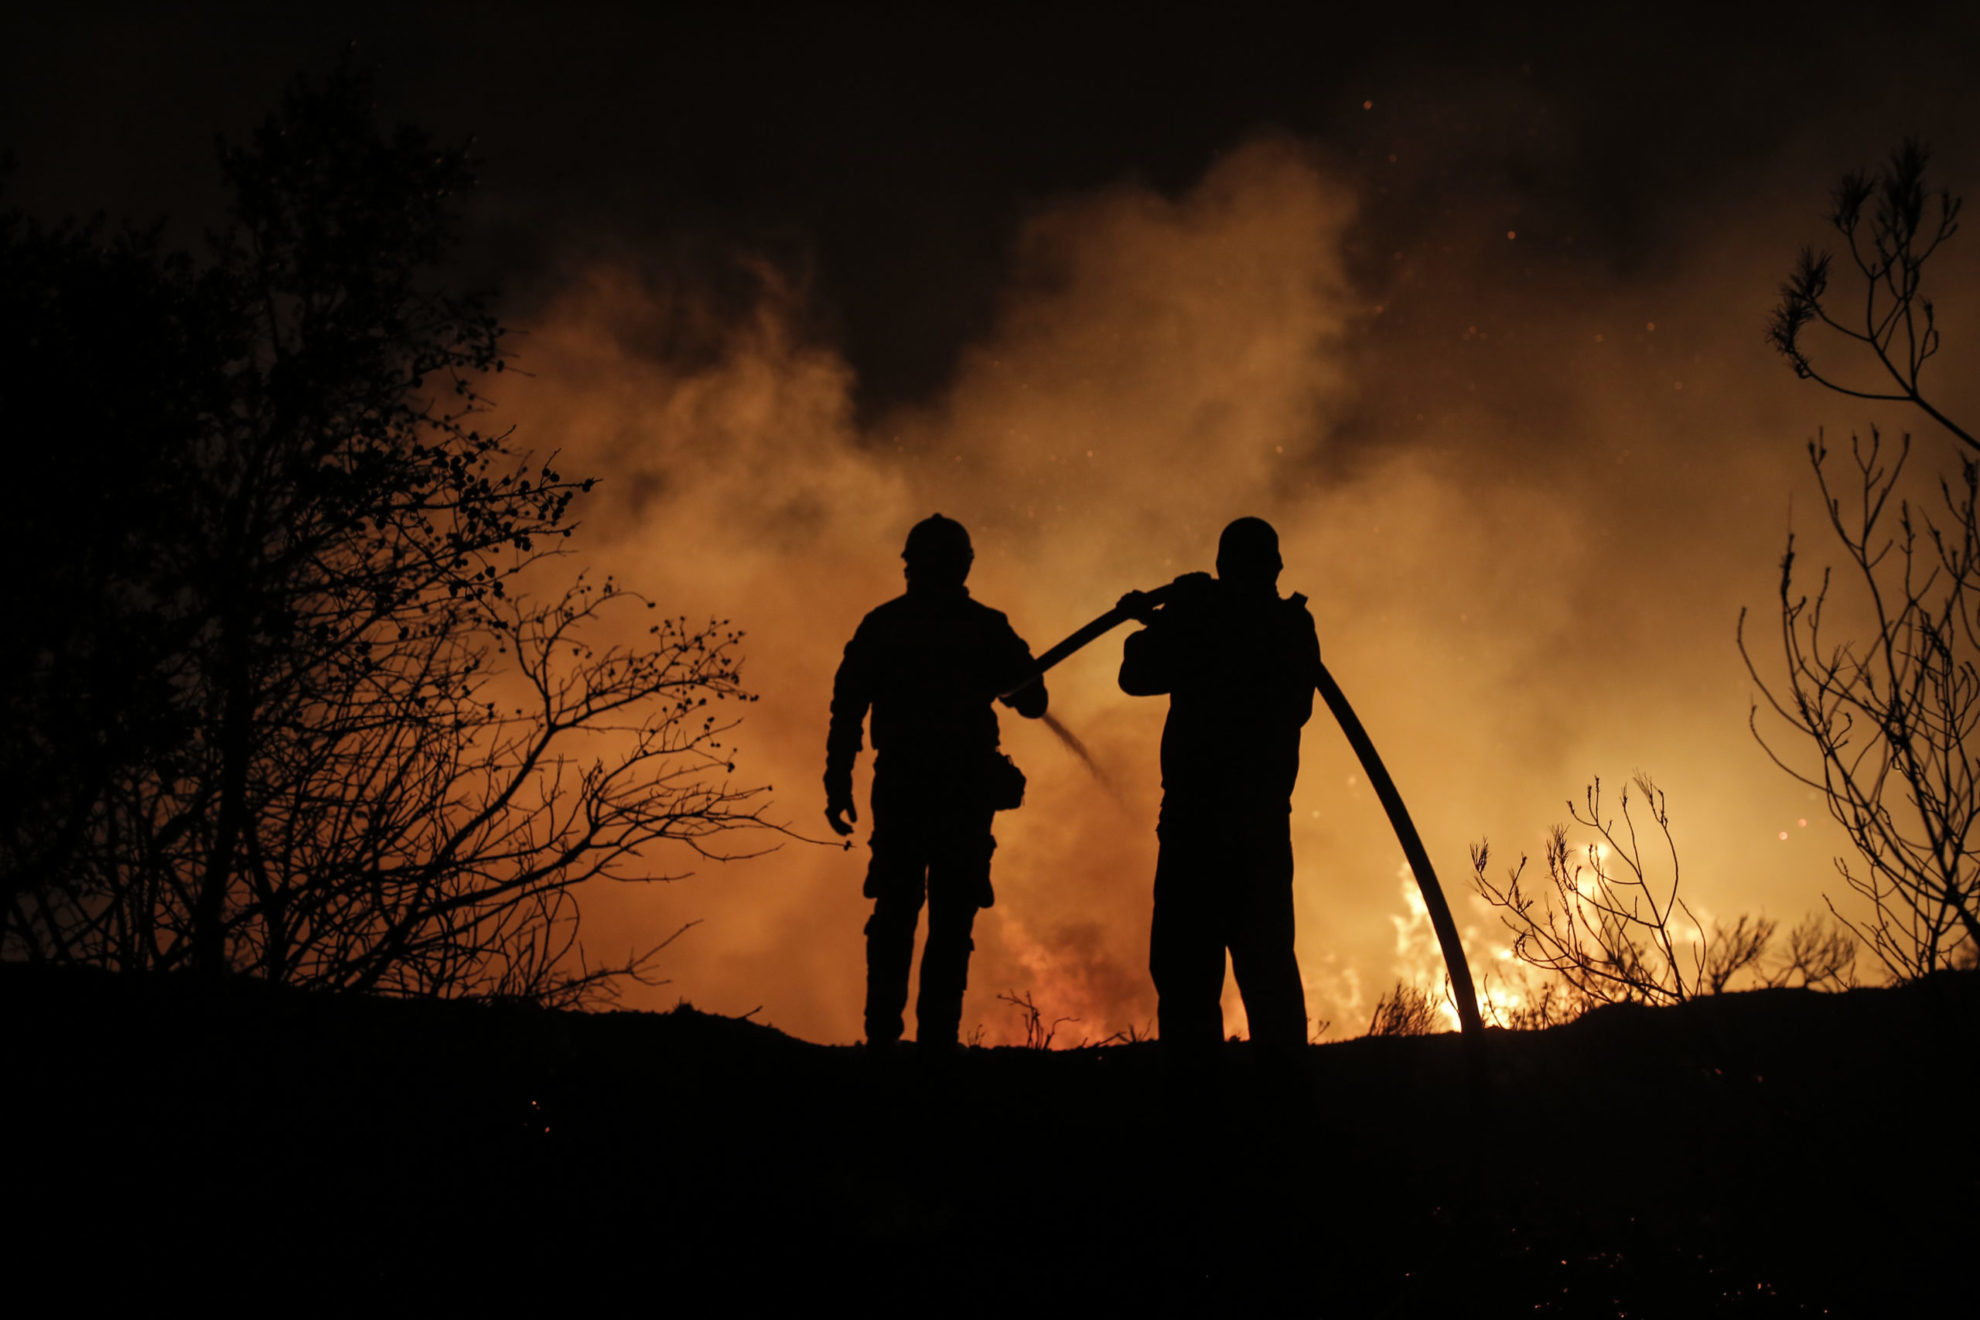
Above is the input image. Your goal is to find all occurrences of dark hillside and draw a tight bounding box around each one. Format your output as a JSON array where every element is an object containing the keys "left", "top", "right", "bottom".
[{"left": 6, "top": 964, "right": 1974, "bottom": 1314}]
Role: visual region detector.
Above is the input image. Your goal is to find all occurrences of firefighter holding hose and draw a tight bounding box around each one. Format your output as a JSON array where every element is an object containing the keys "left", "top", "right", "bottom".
[
  {"left": 1117, "top": 517, "right": 1320, "bottom": 1052},
  {"left": 825, "top": 514, "right": 1049, "bottom": 1053}
]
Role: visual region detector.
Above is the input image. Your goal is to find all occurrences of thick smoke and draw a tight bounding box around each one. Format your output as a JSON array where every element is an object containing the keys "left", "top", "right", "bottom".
[{"left": 495, "top": 132, "right": 1976, "bottom": 1043}]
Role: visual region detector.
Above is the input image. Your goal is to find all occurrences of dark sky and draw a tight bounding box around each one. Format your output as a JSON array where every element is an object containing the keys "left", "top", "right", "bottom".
[{"left": 7, "top": 2, "right": 1977, "bottom": 417}]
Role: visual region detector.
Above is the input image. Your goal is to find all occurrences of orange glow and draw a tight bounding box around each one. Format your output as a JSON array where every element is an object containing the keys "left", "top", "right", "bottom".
[{"left": 489, "top": 134, "right": 1978, "bottom": 1045}]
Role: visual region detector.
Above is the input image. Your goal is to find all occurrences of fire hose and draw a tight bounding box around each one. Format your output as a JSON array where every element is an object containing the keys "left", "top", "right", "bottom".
[{"left": 1006, "top": 581, "right": 1485, "bottom": 1039}]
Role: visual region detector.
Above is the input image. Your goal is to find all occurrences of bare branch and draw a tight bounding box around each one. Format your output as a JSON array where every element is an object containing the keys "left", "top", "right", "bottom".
[{"left": 1471, "top": 778, "right": 1858, "bottom": 1009}]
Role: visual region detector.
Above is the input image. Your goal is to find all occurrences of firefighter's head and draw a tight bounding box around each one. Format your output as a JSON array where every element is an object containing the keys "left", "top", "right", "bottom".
[
  {"left": 902, "top": 513, "right": 973, "bottom": 589},
  {"left": 1216, "top": 516, "right": 1282, "bottom": 592}
]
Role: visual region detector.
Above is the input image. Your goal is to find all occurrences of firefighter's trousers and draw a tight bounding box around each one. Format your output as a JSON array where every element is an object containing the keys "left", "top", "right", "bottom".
[
  {"left": 862, "top": 774, "right": 996, "bottom": 1048},
  {"left": 1150, "top": 813, "right": 1308, "bottom": 1050}
]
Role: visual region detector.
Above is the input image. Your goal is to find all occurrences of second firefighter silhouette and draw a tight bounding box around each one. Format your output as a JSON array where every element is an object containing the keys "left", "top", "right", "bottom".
[
  {"left": 1118, "top": 517, "right": 1321, "bottom": 1050},
  {"left": 826, "top": 515, "right": 1048, "bottom": 1050}
]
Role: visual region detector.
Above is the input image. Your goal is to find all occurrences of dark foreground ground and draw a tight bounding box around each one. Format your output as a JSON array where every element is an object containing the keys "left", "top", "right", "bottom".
[{"left": 7, "top": 965, "right": 1975, "bottom": 1315}]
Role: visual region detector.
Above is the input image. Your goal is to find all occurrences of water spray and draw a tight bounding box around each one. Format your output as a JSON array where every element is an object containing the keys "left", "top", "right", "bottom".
[{"left": 1039, "top": 711, "right": 1120, "bottom": 801}]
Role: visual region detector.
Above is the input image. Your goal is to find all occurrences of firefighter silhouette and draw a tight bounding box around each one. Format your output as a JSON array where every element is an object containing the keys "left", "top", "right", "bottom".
[
  {"left": 826, "top": 515, "right": 1048, "bottom": 1050},
  {"left": 1118, "top": 517, "right": 1320, "bottom": 1050}
]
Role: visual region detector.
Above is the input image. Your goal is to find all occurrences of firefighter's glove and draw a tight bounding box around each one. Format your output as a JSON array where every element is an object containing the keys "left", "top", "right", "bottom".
[
  {"left": 825, "top": 791, "right": 858, "bottom": 838},
  {"left": 1117, "top": 589, "right": 1161, "bottom": 624}
]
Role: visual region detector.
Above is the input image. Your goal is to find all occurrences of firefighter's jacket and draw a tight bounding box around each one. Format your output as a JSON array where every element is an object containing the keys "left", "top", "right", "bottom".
[
  {"left": 826, "top": 584, "right": 1045, "bottom": 804},
  {"left": 1119, "top": 578, "right": 1321, "bottom": 822}
]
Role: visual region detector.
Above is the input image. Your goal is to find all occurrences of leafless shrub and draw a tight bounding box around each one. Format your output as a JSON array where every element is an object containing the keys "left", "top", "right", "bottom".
[
  {"left": 1472, "top": 775, "right": 1856, "bottom": 1011},
  {"left": 996, "top": 989, "right": 1078, "bottom": 1049},
  {"left": 1478, "top": 967, "right": 1596, "bottom": 1031},
  {"left": 1366, "top": 980, "right": 1444, "bottom": 1037},
  {"left": 1771, "top": 914, "right": 1861, "bottom": 989},
  {"left": 1088, "top": 1019, "right": 1156, "bottom": 1047}
]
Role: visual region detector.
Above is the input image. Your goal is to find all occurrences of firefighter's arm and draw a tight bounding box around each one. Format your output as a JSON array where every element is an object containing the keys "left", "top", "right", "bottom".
[
  {"left": 996, "top": 622, "right": 1050, "bottom": 718},
  {"left": 1117, "top": 622, "right": 1173, "bottom": 695},
  {"left": 1290, "top": 602, "right": 1321, "bottom": 727},
  {"left": 824, "top": 627, "right": 872, "bottom": 836},
  {"left": 1118, "top": 573, "right": 1215, "bottom": 695}
]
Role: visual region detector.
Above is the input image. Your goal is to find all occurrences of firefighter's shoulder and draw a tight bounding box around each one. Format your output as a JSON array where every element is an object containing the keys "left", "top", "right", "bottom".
[
  {"left": 959, "top": 595, "right": 1017, "bottom": 627},
  {"left": 846, "top": 593, "right": 914, "bottom": 644},
  {"left": 859, "top": 593, "right": 915, "bottom": 622}
]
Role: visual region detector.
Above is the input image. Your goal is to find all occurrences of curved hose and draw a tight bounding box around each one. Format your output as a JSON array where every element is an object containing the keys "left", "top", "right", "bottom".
[
  {"left": 1313, "top": 663, "right": 1483, "bottom": 1037},
  {"left": 1015, "top": 590, "right": 1486, "bottom": 1038}
]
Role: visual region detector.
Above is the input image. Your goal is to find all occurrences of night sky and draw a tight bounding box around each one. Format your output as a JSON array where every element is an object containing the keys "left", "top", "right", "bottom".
[
  {"left": 9, "top": 2, "right": 1980, "bottom": 1042},
  {"left": 14, "top": 3, "right": 1977, "bottom": 414}
]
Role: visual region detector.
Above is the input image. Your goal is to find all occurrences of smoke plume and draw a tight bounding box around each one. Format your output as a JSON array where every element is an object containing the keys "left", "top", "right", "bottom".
[{"left": 495, "top": 131, "right": 1977, "bottom": 1043}]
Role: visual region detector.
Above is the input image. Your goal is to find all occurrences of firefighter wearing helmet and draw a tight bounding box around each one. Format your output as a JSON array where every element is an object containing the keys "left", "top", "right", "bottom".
[
  {"left": 825, "top": 514, "right": 1048, "bottom": 1052},
  {"left": 1117, "top": 516, "right": 1321, "bottom": 1051}
]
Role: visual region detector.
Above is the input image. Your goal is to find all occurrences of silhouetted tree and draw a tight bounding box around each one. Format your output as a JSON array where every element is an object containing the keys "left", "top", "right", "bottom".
[
  {"left": 1, "top": 66, "right": 772, "bottom": 1002},
  {"left": 1767, "top": 140, "right": 1969, "bottom": 450},
  {"left": 1747, "top": 141, "right": 1980, "bottom": 979},
  {"left": 0, "top": 205, "right": 222, "bottom": 933}
]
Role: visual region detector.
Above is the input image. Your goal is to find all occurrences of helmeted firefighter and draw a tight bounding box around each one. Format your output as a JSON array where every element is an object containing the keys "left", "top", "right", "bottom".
[
  {"left": 826, "top": 514, "right": 1048, "bottom": 1051},
  {"left": 1118, "top": 516, "right": 1320, "bottom": 1051}
]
